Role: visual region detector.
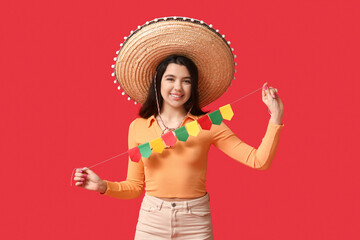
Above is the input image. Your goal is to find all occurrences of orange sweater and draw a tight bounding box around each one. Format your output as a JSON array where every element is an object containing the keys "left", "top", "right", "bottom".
[{"left": 102, "top": 114, "right": 284, "bottom": 199}]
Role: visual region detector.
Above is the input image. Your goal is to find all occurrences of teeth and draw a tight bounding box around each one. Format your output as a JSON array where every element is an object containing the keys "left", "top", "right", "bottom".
[{"left": 170, "top": 94, "right": 182, "bottom": 98}]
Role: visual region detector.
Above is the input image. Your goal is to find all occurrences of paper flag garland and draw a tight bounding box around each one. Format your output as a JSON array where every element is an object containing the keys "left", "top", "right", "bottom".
[
  {"left": 128, "top": 146, "right": 141, "bottom": 162},
  {"left": 208, "top": 110, "right": 223, "bottom": 125},
  {"left": 185, "top": 121, "right": 200, "bottom": 136},
  {"left": 219, "top": 104, "right": 234, "bottom": 120},
  {"left": 174, "top": 126, "right": 189, "bottom": 142},
  {"left": 197, "top": 115, "right": 212, "bottom": 130},
  {"left": 128, "top": 104, "right": 234, "bottom": 161},
  {"left": 150, "top": 137, "right": 165, "bottom": 153},
  {"left": 162, "top": 131, "right": 177, "bottom": 147},
  {"left": 139, "top": 142, "right": 152, "bottom": 158}
]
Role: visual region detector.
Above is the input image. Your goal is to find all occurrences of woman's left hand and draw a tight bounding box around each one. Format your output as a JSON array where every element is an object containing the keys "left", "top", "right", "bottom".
[{"left": 262, "top": 82, "right": 284, "bottom": 124}]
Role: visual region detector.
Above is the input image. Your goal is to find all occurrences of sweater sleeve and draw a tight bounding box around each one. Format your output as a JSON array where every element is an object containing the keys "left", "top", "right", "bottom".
[
  {"left": 101, "top": 120, "right": 145, "bottom": 199},
  {"left": 211, "top": 119, "right": 284, "bottom": 170}
]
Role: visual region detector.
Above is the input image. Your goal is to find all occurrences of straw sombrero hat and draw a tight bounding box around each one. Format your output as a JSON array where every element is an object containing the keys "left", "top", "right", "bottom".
[{"left": 112, "top": 16, "right": 236, "bottom": 107}]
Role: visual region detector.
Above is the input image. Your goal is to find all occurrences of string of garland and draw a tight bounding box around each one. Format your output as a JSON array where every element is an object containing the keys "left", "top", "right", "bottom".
[
  {"left": 70, "top": 86, "right": 264, "bottom": 186},
  {"left": 128, "top": 104, "right": 234, "bottom": 162}
]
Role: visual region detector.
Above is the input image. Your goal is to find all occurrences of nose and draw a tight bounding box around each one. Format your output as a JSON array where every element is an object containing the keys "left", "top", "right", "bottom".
[{"left": 173, "top": 79, "right": 183, "bottom": 91}]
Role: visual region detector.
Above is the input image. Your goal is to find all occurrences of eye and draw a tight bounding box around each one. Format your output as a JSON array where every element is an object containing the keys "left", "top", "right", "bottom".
[
  {"left": 184, "top": 79, "right": 192, "bottom": 84},
  {"left": 166, "top": 78, "right": 175, "bottom": 81}
]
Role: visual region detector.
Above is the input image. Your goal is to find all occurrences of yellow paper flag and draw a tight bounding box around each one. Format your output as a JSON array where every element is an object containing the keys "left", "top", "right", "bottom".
[
  {"left": 219, "top": 104, "right": 234, "bottom": 120},
  {"left": 150, "top": 137, "right": 165, "bottom": 153},
  {"left": 185, "top": 121, "right": 200, "bottom": 137}
]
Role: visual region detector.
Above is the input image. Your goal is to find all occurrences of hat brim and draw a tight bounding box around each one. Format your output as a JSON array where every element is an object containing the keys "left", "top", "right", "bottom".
[{"left": 115, "top": 18, "right": 235, "bottom": 108}]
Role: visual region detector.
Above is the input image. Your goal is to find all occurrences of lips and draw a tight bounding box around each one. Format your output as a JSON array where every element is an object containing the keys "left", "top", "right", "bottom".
[{"left": 170, "top": 93, "right": 183, "bottom": 100}]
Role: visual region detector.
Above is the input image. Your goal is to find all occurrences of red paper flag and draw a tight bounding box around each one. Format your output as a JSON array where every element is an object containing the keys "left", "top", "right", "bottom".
[
  {"left": 128, "top": 146, "right": 141, "bottom": 162},
  {"left": 197, "top": 115, "right": 212, "bottom": 130},
  {"left": 161, "top": 131, "right": 177, "bottom": 147}
]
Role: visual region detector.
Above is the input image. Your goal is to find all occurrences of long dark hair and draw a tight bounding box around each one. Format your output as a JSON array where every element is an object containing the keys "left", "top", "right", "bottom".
[{"left": 139, "top": 55, "right": 207, "bottom": 118}]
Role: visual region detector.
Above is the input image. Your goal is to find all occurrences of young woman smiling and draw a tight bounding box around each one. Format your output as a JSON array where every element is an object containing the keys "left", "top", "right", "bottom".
[{"left": 73, "top": 18, "right": 284, "bottom": 240}]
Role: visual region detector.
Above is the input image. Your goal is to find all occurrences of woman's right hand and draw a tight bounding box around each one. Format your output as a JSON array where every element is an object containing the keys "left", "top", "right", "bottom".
[{"left": 74, "top": 167, "right": 107, "bottom": 194}]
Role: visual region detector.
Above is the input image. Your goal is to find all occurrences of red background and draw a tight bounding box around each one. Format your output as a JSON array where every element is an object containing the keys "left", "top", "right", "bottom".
[{"left": 1, "top": 0, "right": 359, "bottom": 239}]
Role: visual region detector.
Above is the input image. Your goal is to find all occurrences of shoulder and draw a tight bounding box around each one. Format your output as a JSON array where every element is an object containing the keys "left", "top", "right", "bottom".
[
  {"left": 189, "top": 113, "right": 205, "bottom": 121},
  {"left": 130, "top": 117, "right": 147, "bottom": 127},
  {"left": 129, "top": 116, "right": 154, "bottom": 130}
]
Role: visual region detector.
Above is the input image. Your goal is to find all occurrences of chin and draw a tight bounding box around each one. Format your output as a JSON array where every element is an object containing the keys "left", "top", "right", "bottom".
[{"left": 169, "top": 102, "right": 187, "bottom": 109}]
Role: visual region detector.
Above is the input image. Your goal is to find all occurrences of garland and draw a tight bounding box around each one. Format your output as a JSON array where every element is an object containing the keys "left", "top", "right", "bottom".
[{"left": 128, "top": 104, "right": 234, "bottom": 162}]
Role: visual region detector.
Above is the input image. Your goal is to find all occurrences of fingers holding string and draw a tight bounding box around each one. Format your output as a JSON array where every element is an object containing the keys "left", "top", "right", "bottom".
[
  {"left": 74, "top": 167, "right": 88, "bottom": 187},
  {"left": 269, "top": 87, "right": 277, "bottom": 98},
  {"left": 262, "top": 82, "right": 269, "bottom": 98}
]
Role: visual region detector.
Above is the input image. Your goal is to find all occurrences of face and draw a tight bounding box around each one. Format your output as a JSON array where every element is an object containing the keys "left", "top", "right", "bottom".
[{"left": 160, "top": 63, "right": 192, "bottom": 111}]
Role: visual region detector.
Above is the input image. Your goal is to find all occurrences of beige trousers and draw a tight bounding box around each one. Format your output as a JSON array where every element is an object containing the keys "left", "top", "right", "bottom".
[{"left": 134, "top": 193, "right": 213, "bottom": 240}]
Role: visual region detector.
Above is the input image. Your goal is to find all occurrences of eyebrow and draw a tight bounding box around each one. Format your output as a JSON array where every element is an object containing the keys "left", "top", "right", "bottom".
[{"left": 164, "top": 74, "right": 191, "bottom": 79}]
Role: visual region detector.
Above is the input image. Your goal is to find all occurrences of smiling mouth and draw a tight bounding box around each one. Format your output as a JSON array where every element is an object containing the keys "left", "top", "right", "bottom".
[{"left": 170, "top": 93, "right": 184, "bottom": 99}]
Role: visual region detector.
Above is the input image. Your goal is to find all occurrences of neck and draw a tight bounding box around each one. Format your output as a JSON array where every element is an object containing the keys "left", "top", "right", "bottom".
[{"left": 159, "top": 105, "right": 188, "bottom": 122}]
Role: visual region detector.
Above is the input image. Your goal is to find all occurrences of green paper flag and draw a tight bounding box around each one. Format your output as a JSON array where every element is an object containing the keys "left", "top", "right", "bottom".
[
  {"left": 208, "top": 110, "right": 223, "bottom": 125},
  {"left": 174, "top": 126, "right": 189, "bottom": 142},
  {"left": 138, "top": 142, "right": 152, "bottom": 158}
]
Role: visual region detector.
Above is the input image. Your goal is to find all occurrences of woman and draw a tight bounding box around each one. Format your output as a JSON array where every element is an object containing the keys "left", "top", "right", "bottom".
[{"left": 73, "top": 18, "right": 284, "bottom": 240}]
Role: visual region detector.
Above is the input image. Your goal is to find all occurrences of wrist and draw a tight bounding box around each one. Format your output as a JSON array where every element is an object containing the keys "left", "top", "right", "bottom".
[
  {"left": 270, "top": 113, "right": 283, "bottom": 125},
  {"left": 98, "top": 180, "right": 107, "bottom": 194}
]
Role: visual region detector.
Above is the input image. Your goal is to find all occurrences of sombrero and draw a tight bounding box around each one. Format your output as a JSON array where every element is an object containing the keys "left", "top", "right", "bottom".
[{"left": 112, "top": 16, "right": 236, "bottom": 108}]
